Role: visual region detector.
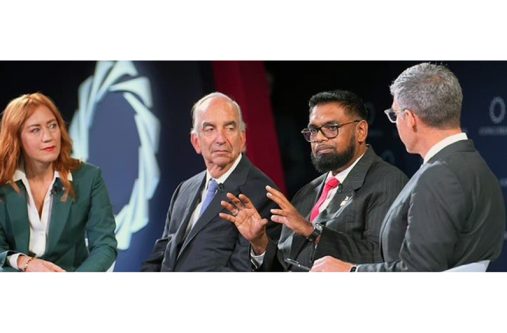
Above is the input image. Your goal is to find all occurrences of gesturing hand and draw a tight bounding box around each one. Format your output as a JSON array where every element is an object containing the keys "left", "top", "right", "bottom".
[
  {"left": 265, "top": 186, "right": 313, "bottom": 237},
  {"left": 220, "top": 192, "right": 269, "bottom": 254}
]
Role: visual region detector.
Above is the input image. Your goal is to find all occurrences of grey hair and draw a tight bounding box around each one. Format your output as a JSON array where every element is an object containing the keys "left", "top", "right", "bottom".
[
  {"left": 390, "top": 63, "right": 463, "bottom": 128},
  {"left": 190, "top": 92, "right": 246, "bottom": 134}
]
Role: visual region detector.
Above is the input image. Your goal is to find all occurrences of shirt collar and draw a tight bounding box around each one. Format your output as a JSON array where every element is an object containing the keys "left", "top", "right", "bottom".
[
  {"left": 13, "top": 165, "right": 72, "bottom": 183},
  {"left": 205, "top": 154, "right": 243, "bottom": 188},
  {"left": 423, "top": 132, "right": 468, "bottom": 163},
  {"left": 325, "top": 151, "right": 365, "bottom": 184}
]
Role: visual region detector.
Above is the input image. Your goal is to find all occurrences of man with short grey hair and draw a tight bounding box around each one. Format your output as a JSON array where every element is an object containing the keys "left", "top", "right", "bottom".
[
  {"left": 142, "top": 92, "right": 280, "bottom": 271},
  {"left": 312, "top": 63, "right": 506, "bottom": 272}
]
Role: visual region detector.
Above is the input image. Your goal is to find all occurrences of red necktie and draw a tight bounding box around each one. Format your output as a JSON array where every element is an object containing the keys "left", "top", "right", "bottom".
[{"left": 310, "top": 178, "right": 340, "bottom": 223}]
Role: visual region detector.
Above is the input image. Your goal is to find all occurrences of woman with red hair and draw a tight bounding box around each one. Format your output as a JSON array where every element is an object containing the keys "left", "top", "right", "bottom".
[{"left": 0, "top": 92, "right": 117, "bottom": 272}]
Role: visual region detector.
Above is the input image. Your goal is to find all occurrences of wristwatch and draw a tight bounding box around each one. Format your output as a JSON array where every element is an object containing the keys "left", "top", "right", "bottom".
[{"left": 306, "top": 223, "right": 323, "bottom": 243}]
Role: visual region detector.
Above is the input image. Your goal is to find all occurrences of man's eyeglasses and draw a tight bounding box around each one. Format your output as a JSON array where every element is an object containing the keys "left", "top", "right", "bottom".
[
  {"left": 384, "top": 108, "right": 406, "bottom": 124},
  {"left": 301, "top": 120, "right": 361, "bottom": 142}
]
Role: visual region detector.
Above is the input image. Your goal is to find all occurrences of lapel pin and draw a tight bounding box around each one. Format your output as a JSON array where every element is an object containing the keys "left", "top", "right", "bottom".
[{"left": 340, "top": 196, "right": 351, "bottom": 207}]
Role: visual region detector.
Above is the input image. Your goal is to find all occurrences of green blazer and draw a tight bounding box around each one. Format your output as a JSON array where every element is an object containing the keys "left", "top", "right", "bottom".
[{"left": 0, "top": 163, "right": 117, "bottom": 272}]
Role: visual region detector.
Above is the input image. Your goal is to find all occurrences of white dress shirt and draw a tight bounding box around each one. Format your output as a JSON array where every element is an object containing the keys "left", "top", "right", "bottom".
[
  {"left": 423, "top": 132, "right": 468, "bottom": 164},
  {"left": 184, "top": 154, "right": 243, "bottom": 237},
  {"left": 7, "top": 168, "right": 72, "bottom": 270}
]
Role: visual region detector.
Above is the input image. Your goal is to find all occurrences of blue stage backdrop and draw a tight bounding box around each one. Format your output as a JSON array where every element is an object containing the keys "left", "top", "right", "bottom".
[{"left": 0, "top": 61, "right": 505, "bottom": 271}]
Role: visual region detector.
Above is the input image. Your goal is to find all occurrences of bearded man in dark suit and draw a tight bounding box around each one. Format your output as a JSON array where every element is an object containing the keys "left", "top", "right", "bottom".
[{"left": 221, "top": 90, "right": 408, "bottom": 271}]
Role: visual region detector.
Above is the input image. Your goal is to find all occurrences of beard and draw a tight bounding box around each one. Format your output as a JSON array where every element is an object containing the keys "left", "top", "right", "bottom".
[{"left": 311, "top": 135, "right": 356, "bottom": 173}]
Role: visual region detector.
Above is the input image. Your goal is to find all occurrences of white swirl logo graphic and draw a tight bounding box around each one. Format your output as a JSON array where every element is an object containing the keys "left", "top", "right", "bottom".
[
  {"left": 489, "top": 96, "right": 506, "bottom": 124},
  {"left": 478, "top": 96, "right": 507, "bottom": 136},
  {"left": 70, "top": 61, "right": 160, "bottom": 250}
]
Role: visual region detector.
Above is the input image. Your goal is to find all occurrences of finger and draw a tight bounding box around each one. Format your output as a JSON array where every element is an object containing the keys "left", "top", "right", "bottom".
[
  {"left": 270, "top": 208, "right": 287, "bottom": 217},
  {"left": 31, "top": 259, "right": 52, "bottom": 272},
  {"left": 310, "top": 265, "right": 323, "bottom": 272},
  {"left": 221, "top": 200, "right": 239, "bottom": 214},
  {"left": 310, "top": 257, "right": 328, "bottom": 272},
  {"left": 226, "top": 192, "right": 243, "bottom": 208},
  {"left": 225, "top": 192, "right": 240, "bottom": 202},
  {"left": 270, "top": 215, "right": 287, "bottom": 224},
  {"left": 42, "top": 259, "right": 60, "bottom": 270},
  {"left": 314, "top": 256, "right": 328, "bottom": 264},
  {"left": 237, "top": 193, "right": 255, "bottom": 209},
  {"left": 219, "top": 212, "right": 236, "bottom": 224},
  {"left": 266, "top": 185, "right": 286, "bottom": 198},
  {"left": 43, "top": 261, "right": 65, "bottom": 272},
  {"left": 266, "top": 191, "right": 283, "bottom": 207},
  {"left": 266, "top": 186, "right": 291, "bottom": 209}
]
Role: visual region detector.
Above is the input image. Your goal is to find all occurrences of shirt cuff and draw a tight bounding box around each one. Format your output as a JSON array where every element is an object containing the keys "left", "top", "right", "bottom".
[
  {"left": 250, "top": 248, "right": 265, "bottom": 269},
  {"left": 7, "top": 253, "right": 23, "bottom": 270}
]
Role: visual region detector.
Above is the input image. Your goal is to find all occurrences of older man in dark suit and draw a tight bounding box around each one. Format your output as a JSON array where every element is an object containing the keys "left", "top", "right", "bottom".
[
  {"left": 220, "top": 90, "right": 408, "bottom": 271},
  {"left": 142, "top": 92, "right": 279, "bottom": 271},
  {"left": 312, "top": 63, "right": 506, "bottom": 272}
]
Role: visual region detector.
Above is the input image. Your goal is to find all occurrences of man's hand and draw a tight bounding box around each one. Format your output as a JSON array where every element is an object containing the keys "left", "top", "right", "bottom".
[
  {"left": 220, "top": 192, "right": 269, "bottom": 254},
  {"left": 310, "top": 256, "right": 354, "bottom": 272},
  {"left": 266, "top": 186, "right": 313, "bottom": 237}
]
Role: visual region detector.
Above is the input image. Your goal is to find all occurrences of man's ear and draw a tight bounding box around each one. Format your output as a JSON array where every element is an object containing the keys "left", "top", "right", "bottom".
[
  {"left": 405, "top": 109, "right": 418, "bottom": 130},
  {"left": 240, "top": 131, "right": 247, "bottom": 153},
  {"left": 190, "top": 133, "right": 201, "bottom": 154},
  {"left": 356, "top": 120, "right": 368, "bottom": 143}
]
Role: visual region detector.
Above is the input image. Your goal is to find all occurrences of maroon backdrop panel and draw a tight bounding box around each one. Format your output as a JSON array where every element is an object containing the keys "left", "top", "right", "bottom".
[{"left": 212, "top": 61, "right": 286, "bottom": 194}]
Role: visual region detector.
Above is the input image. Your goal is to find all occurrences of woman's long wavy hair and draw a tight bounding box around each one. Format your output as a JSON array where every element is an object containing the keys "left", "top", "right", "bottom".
[{"left": 0, "top": 92, "right": 81, "bottom": 200}]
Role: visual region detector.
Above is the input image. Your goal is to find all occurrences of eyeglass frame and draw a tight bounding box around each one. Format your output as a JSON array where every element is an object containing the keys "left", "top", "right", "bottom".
[
  {"left": 384, "top": 108, "right": 407, "bottom": 124},
  {"left": 300, "top": 119, "right": 362, "bottom": 142}
]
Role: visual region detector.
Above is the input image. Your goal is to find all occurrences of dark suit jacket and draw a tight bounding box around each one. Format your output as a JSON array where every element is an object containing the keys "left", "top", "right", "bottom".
[
  {"left": 142, "top": 155, "right": 280, "bottom": 271},
  {"left": 358, "top": 140, "right": 506, "bottom": 271},
  {"left": 260, "top": 147, "right": 408, "bottom": 271},
  {"left": 0, "top": 163, "right": 118, "bottom": 272}
]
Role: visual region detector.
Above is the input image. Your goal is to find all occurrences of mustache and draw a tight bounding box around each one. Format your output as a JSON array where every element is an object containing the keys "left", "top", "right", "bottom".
[{"left": 314, "top": 144, "right": 336, "bottom": 154}]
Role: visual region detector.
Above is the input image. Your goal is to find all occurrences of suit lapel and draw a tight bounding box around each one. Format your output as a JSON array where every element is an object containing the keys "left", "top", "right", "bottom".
[
  {"left": 177, "top": 189, "right": 228, "bottom": 259},
  {"left": 4, "top": 182, "right": 30, "bottom": 253},
  {"left": 177, "top": 155, "right": 251, "bottom": 259},
  {"left": 315, "top": 189, "right": 350, "bottom": 224},
  {"left": 288, "top": 177, "right": 324, "bottom": 260},
  {"left": 168, "top": 174, "right": 205, "bottom": 266},
  {"left": 290, "top": 147, "right": 378, "bottom": 260},
  {"left": 46, "top": 178, "right": 72, "bottom": 254},
  {"left": 316, "top": 146, "right": 376, "bottom": 224}
]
